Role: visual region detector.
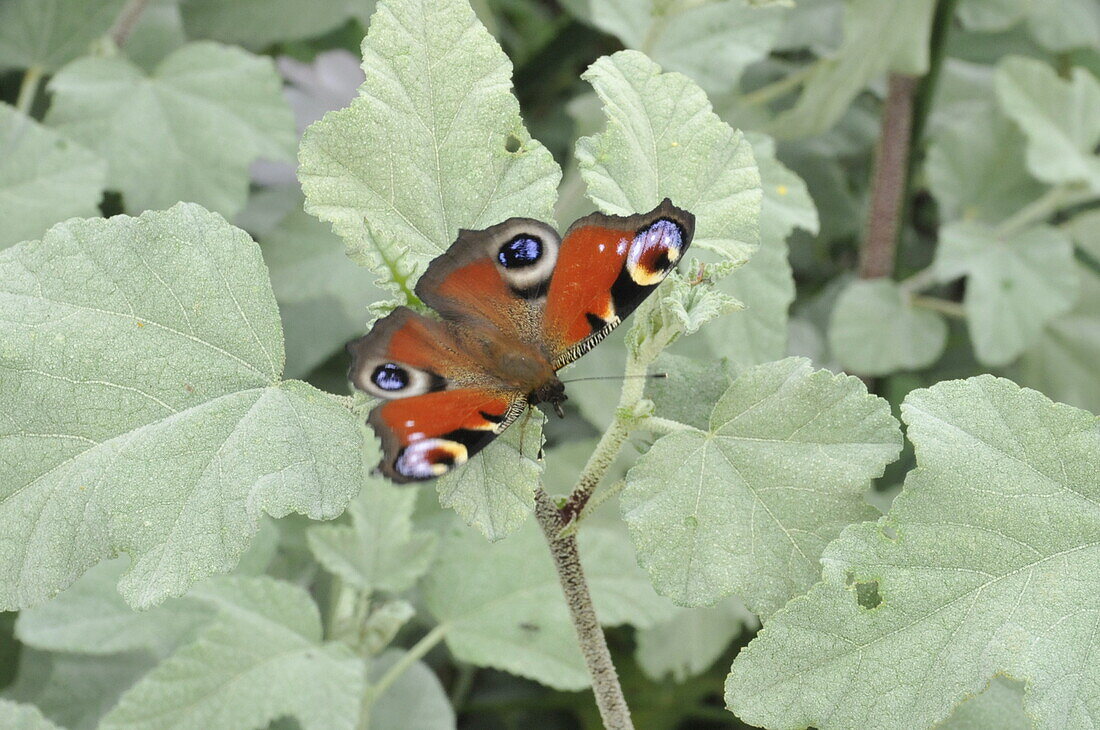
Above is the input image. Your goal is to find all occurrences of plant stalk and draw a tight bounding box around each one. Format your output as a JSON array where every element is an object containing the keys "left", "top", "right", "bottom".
[
  {"left": 358, "top": 623, "right": 448, "bottom": 730},
  {"left": 15, "top": 66, "right": 43, "bottom": 116},
  {"left": 534, "top": 488, "right": 634, "bottom": 730},
  {"left": 860, "top": 73, "right": 919, "bottom": 279},
  {"left": 109, "top": 0, "right": 151, "bottom": 47}
]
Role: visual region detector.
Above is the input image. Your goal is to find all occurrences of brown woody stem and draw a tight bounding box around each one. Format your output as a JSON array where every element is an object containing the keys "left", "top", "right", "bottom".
[
  {"left": 109, "top": 0, "right": 151, "bottom": 47},
  {"left": 534, "top": 488, "right": 633, "bottom": 729}
]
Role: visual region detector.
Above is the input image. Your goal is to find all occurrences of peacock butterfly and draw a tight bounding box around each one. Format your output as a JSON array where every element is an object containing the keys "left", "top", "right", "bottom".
[{"left": 347, "top": 199, "right": 695, "bottom": 482}]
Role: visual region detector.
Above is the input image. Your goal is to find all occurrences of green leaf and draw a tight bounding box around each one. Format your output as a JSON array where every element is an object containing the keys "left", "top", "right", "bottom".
[
  {"left": 635, "top": 597, "right": 756, "bottom": 683},
  {"left": 621, "top": 358, "right": 901, "bottom": 615},
  {"left": 423, "top": 520, "right": 674, "bottom": 689},
  {"left": 435, "top": 409, "right": 545, "bottom": 542},
  {"left": 994, "top": 56, "right": 1100, "bottom": 192},
  {"left": 926, "top": 105, "right": 1045, "bottom": 224},
  {"left": 706, "top": 132, "right": 816, "bottom": 368},
  {"left": 0, "top": 204, "right": 362, "bottom": 610},
  {"left": 627, "top": 269, "right": 744, "bottom": 363},
  {"left": 0, "top": 0, "right": 126, "bottom": 71},
  {"left": 44, "top": 42, "right": 295, "bottom": 217},
  {"left": 576, "top": 50, "right": 762, "bottom": 263},
  {"left": 939, "top": 678, "right": 1030, "bottom": 730},
  {"left": 180, "top": 0, "right": 368, "bottom": 48},
  {"left": 956, "top": 0, "right": 1025, "bottom": 33},
  {"left": 308, "top": 477, "right": 438, "bottom": 593},
  {"left": 298, "top": 0, "right": 561, "bottom": 294},
  {"left": 769, "top": 0, "right": 937, "bottom": 139},
  {"left": 577, "top": 0, "right": 784, "bottom": 95},
  {"left": 100, "top": 577, "right": 365, "bottom": 730},
  {"left": 937, "top": 221, "right": 1078, "bottom": 366},
  {"left": 0, "top": 104, "right": 106, "bottom": 250},
  {"left": 726, "top": 376, "right": 1100, "bottom": 730},
  {"left": 0, "top": 699, "right": 64, "bottom": 730},
  {"left": 15, "top": 560, "right": 209, "bottom": 657},
  {"left": 647, "top": 353, "right": 735, "bottom": 431},
  {"left": 255, "top": 191, "right": 387, "bottom": 378},
  {"left": 366, "top": 651, "right": 456, "bottom": 729},
  {"left": 1025, "top": 0, "right": 1100, "bottom": 52},
  {"left": 829, "top": 278, "right": 948, "bottom": 376}
]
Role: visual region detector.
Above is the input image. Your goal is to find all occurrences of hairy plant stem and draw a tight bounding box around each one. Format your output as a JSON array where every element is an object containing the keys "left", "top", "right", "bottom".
[
  {"left": 996, "top": 183, "right": 1093, "bottom": 237},
  {"left": 741, "top": 61, "right": 818, "bottom": 107},
  {"left": 15, "top": 66, "right": 43, "bottom": 116},
  {"left": 358, "top": 623, "right": 448, "bottom": 730},
  {"left": 109, "top": 0, "right": 151, "bottom": 47},
  {"left": 910, "top": 295, "right": 965, "bottom": 318},
  {"left": 860, "top": 73, "right": 919, "bottom": 279},
  {"left": 534, "top": 488, "right": 634, "bottom": 730}
]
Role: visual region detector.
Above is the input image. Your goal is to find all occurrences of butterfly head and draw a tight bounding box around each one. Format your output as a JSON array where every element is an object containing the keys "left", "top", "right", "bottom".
[{"left": 529, "top": 377, "right": 567, "bottom": 419}]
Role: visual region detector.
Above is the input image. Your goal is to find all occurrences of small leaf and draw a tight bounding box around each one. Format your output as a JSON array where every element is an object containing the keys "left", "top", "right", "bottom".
[
  {"left": 0, "top": 0, "right": 126, "bottom": 71},
  {"left": 635, "top": 597, "right": 756, "bottom": 683},
  {"left": 995, "top": 56, "right": 1100, "bottom": 191},
  {"left": 1025, "top": 0, "right": 1100, "bottom": 52},
  {"left": 0, "top": 205, "right": 362, "bottom": 610},
  {"left": 577, "top": 50, "right": 762, "bottom": 263},
  {"left": 366, "top": 651, "right": 456, "bottom": 729},
  {"left": 829, "top": 278, "right": 948, "bottom": 376},
  {"left": 307, "top": 477, "right": 438, "bottom": 593},
  {"left": 926, "top": 105, "right": 1045, "bottom": 224},
  {"left": 181, "top": 0, "right": 365, "bottom": 48},
  {"left": 627, "top": 269, "right": 744, "bottom": 363},
  {"left": 298, "top": 0, "right": 561, "bottom": 294},
  {"left": 647, "top": 353, "right": 735, "bottom": 431},
  {"left": 0, "top": 699, "right": 64, "bottom": 730},
  {"left": 622, "top": 358, "right": 901, "bottom": 615},
  {"left": 435, "top": 409, "right": 545, "bottom": 541},
  {"left": 423, "top": 520, "right": 674, "bottom": 689},
  {"left": 45, "top": 42, "right": 295, "bottom": 217},
  {"left": 99, "top": 577, "right": 365, "bottom": 730},
  {"left": 0, "top": 104, "right": 106, "bottom": 250},
  {"left": 937, "top": 221, "right": 1078, "bottom": 366},
  {"left": 726, "top": 376, "right": 1100, "bottom": 730}
]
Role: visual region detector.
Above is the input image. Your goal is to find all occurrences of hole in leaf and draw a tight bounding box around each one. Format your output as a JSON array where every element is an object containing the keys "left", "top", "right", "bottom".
[
  {"left": 881, "top": 522, "right": 898, "bottom": 540},
  {"left": 683, "top": 515, "right": 698, "bottom": 528},
  {"left": 855, "top": 580, "right": 882, "bottom": 609},
  {"left": 519, "top": 621, "right": 540, "bottom": 633},
  {"left": 504, "top": 134, "right": 522, "bottom": 153}
]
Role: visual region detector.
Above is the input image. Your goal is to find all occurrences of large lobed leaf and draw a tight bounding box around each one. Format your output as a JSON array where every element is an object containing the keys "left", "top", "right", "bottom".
[
  {"left": 298, "top": 0, "right": 561, "bottom": 293},
  {"left": 0, "top": 103, "right": 106, "bottom": 250},
  {"left": 577, "top": 50, "right": 761, "bottom": 263},
  {"left": 0, "top": 0, "right": 126, "bottom": 72},
  {"left": 0, "top": 205, "right": 362, "bottom": 610},
  {"left": 45, "top": 42, "right": 295, "bottom": 218},
  {"left": 622, "top": 358, "right": 902, "bottom": 616},
  {"left": 727, "top": 376, "right": 1100, "bottom": 729}
]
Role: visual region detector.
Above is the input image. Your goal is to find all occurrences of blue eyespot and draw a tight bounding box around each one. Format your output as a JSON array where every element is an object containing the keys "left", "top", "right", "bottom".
[
  {"left": 372, "top": 363, "right": 409, "bottom": 391},
  {"left": 498, "top": 236, "right": 542, "bottom": 268}
]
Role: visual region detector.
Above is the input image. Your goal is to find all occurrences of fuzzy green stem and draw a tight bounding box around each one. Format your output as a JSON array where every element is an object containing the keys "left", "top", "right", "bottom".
[
  {"left": 15, "top": 66, "right": 43, "bottom": 116},
  {"left": 996, "top": 184, "right": 1093, "bottom": 237},
  {"left": 910, "top": 295, "right": 966, "bottom": 318},
  {"left": 898, "top": 266, "right": 938, "bottom": 294},
  {"left": 109, "top": 0, "right": 150, "bottom": 46},
  {"left": 534, "top": 488, "right": 633, "bottom": 729},
  {"left": 359, "top": 623, "right": 448, "bottom": 729},
  {"left": 741, "top": 62, "right": 818, "bottom": 107}
]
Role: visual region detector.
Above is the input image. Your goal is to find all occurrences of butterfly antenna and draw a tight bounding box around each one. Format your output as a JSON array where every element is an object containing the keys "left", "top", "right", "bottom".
[{"left": 560, "top": 373, "right": 668, "bottom": 384}]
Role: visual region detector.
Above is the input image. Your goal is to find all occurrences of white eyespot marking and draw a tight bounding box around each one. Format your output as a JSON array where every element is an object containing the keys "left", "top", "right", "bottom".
[
  {"left": 396, "top": 438, "right": 468, "bottom": 479},
  {"left": 627, "top": 219, "right": 684, "bottom": 286},
  {"left": 490, "top": 223, "right": 560, "bottom": 292},
  {"left": 354, "top": 358, "right": 439, "bottom": 400}
]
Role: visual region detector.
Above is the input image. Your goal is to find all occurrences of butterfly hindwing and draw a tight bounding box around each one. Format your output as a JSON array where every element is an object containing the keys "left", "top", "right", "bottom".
[
  {"left": 347, "top": 307, "right": 526, "bottom": 482},
  {"left": 543, "top": 199, "right": 695, "bottom": 368}
]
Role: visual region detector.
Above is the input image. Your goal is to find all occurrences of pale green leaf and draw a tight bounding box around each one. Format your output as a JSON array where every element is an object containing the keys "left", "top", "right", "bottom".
[
  {"left": 45, "top": 42, "right": 295, "bottom": 217},
  {"left": 100, "top": 577, "right": 365, "bottom": 730},
  {"left": 4, "top": 650, "right": 155, "bottom": 730},
  {"left": 772, "top": 0, "right": 843, "bottom": 52},
  {"left": 423, "top": 520, "right": 674, "bottom": 689},
  {"left": 940, "top": 678, "right": 1031, "bottom": 730},
  {"left": 635, "top": 597, "right": 756, "bottom": 683},
  {"left": 926, "top": 105, "right": 1045, "bottom": 224},
  {"left": 726, "top": 376, "right": 1100, "bottom": 730},
  {"left": 0, "top": 0, "right": 126, "bottom": 71},
  {"left": 15, "top": 560, "right": 209, "bottom": 657},
  {"left": 579, "top": 0, "right": 784, "bottom": 95},
  {"left": 255, "top": 192, "right": 387, "bottom": 378},
  {"left": 706, "top": 132, "right": 815, "bottom": 367},
  {"left": 829, "top": 278, "right": 948, "bottom": 376},
  {"left": 956, "top": 0, "right": 1024, "bottom": 33},
  {"left": 298, "top": 0, "right": 561, "bottom": 293},
  {"left": 994, "top": 56, "right": 1100, "bottom": 192},
  {"left": 0, "top": 699, "right": 64, "bottom": 730},
  {"left": 0, "top": 204, "right": 362, "bottom": 610},
  {"left": 1025, "top": 0, "right": 1100, "bottom": 52},
  {"left": 181, "top": 0, "right": 364, "bottom": 48},
  {"left": 435, "top": 409, "right": 545, "bottom": 541},
  {"left": 769, "top": 0, "right": 936, "bottom": 139},
  {"left": 576, "top": 50, "right": 762, "bottom": 263},
  {"left": 937, "top": 221, "right": 1078, "bottom": 366},
  {"left": 647, "top": 352, "right": 735, "bottom": 430},
  {"left": 307, "top": 477, "right": 438, "bottom": 593},
  {"left": 622, "top": 358, "right": 901, "bottom": 615},
  {"left": 367, "top": 651, "right": 455, "bottom": 730},
  {"left": 122, "top": 0, "right": 188, "bottom": 71},
  {"left": 627, "top": 269, "right": 744, "bottom": 362},
  {"left": 0, "top": 104, "right": 106, "bottom": 249}
]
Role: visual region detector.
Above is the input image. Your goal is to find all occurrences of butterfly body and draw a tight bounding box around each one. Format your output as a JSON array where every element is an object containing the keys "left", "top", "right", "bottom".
[{"left": 348, "top": 199, "right": 695, "bottom": 482}]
